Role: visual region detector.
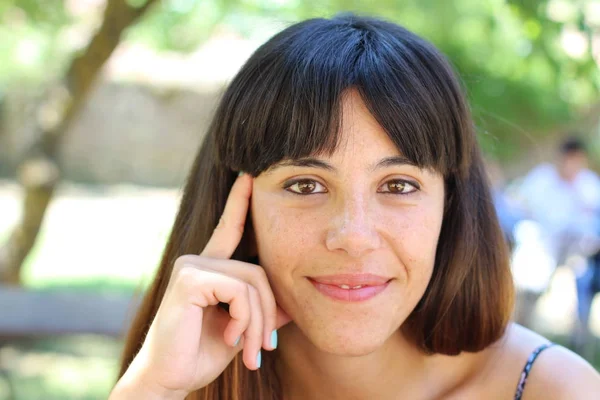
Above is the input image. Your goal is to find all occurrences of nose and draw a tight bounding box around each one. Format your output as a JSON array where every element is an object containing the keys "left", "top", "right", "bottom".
[{"left": 325, "top": 196, "right": 381, "bottom": 258}]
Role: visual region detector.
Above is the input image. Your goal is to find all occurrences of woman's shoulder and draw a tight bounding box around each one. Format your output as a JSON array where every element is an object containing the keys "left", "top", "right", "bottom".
[{"left": 477, "top": 323, "right": 600, "bottom": 399}]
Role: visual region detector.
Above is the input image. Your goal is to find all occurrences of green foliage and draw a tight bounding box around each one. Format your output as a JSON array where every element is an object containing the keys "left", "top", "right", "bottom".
[
  {"left": 1, "top": 0, "right": 69, "bottom": 25},
  {"left": 0, "top": 1, "right": 71, "bottom": 84},
  {"left": 0, "top": 0, "right": 598, "bottom": 159},
  {"left": 126, "top": 0, "right": 237, "bottom": 51}
]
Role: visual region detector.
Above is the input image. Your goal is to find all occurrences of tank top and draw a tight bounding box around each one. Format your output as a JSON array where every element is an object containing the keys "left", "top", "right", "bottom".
[{"left": 514, "top": 343, "right": 554, "bottom": 399}]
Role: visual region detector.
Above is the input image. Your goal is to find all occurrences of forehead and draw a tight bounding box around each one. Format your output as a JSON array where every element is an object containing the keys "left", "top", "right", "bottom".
[
  {"left": 263, "top": 90, "right": 443, "bottom": 177},
  {"left": 327, "top": 91, "right": 402, "bottom": 159}
]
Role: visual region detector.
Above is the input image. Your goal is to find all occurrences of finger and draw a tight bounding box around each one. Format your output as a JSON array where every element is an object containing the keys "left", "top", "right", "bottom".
[
  {"left": 177, "top": 256, "right": 284, "bottom": 351},
  {"left": 201, "top": 173, "right": 252, "bottom": 259},
  {"left": 241, "top": 285, "right": 263, "bottom": 370},
  {"left": 174, "top": 266, "right": 251, "bottom": 346}
]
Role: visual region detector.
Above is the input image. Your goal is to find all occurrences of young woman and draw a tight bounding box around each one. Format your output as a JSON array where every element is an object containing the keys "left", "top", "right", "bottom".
[{"left": 109, "top": 15, "right": 600, "bottom": 400}]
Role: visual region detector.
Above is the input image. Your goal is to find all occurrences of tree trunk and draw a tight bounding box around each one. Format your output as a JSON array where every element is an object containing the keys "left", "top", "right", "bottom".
[{"left": 0, "top": 0, "right": 159, "bottom": 285}]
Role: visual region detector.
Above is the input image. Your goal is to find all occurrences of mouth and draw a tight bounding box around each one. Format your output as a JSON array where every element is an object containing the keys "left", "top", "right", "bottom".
[{"left": 307, "top": 274, "right": 392, "bottom": 302}]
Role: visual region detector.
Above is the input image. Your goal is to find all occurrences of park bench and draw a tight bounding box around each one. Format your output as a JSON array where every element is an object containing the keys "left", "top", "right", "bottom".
[
  {"left": 0, "top": 284, "right": 141, "bottom": 399},
  {"left": 0, "top": 285, "right": 140, "bottom": 339}
]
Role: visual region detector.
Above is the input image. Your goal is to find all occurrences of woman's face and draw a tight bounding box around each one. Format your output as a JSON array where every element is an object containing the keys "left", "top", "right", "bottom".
[{"left": 251, "top": 90, "right": 445, "bottom": 356}]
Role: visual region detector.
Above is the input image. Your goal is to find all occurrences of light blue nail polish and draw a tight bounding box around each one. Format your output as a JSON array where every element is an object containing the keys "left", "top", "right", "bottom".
[
  {"left": 256, "top": 351, "right": 262, "bottom": 368},
  {"left": 270, "top": 330, "right": 278, "bottom": 349},
  {"left": 234, "top": 336, "right": 240, "bottom": 346}
]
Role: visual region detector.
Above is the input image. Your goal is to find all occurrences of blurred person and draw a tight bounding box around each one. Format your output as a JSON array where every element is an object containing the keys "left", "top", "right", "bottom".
[
  {"left": 512, "top": 137, "right": 600, "bottom": 352},
  {"left": 110, "top": 16, "right": 600, "bottom": 400},
  {"left": 577, "top": 248, "right": 600, "bottom": 359}
]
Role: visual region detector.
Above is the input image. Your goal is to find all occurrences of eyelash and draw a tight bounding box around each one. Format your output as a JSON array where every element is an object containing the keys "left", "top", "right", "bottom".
[{"left": 283, "top": 179, "right": 420, "bottom": 196}]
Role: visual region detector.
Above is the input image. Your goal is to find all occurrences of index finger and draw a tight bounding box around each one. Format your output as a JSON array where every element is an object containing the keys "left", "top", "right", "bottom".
[{"left": 201, "top": 173, "right": 253, "bottom": 259}]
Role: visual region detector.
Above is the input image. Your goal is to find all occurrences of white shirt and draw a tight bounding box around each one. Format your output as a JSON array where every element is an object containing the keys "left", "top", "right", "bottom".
[{"left": 518, "top": 163, "right": 600, "bottom": 236}]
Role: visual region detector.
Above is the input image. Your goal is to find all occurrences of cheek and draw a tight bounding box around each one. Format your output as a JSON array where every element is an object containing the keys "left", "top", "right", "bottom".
[
  {"left": 380, "top": 205, "right": 443, "bottom": 279},
  {"left": 251, "top": 192, "right": 321, "bottom": 272}
]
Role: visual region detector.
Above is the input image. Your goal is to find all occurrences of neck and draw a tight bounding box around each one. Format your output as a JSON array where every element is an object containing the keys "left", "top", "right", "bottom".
[{"left": 274, "top": 323, "right": 479, "bottom": 400}]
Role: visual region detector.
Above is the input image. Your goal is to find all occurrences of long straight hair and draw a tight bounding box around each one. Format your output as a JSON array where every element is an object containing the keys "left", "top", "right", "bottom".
[{"left": 118, "top": 14, "right": 514, "bottom": 399}]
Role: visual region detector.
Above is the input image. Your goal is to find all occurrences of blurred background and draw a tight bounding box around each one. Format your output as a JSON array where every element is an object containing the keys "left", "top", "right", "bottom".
[{"left": 0, "top": 0, "right": 599, "bottom": 398}]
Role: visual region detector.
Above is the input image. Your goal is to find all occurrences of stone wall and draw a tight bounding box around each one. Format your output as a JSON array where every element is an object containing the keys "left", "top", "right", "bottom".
[{"left": 0, "top": 81, "right": 222, "bottom": 187}]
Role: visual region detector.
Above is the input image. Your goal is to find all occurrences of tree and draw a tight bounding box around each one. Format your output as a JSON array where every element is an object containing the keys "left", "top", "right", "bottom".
[{"left": 0, "top": 0, "right": 159, "bottom": 284}]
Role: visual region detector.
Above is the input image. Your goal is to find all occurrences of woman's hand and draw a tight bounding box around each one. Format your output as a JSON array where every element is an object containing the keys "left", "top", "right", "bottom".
[{"left": 110, "top": 173, "right": 292, "bottom": 399}]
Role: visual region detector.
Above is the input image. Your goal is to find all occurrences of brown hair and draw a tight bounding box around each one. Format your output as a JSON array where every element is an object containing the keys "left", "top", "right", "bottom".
[{"left": 117, "top": 14, "right": 514, "bottom": 399}]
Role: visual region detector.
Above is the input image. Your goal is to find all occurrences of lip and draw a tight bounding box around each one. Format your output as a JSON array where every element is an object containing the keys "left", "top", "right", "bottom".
[
  {"left": 308, "top": 274, "right": 392, "bottom": 302},
  {"left": 308, "top": 274, "right": 392, "bottom": 286}
]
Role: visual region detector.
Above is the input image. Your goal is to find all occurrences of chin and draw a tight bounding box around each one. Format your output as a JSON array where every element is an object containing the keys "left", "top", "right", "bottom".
[
  {"left": 316, "top": 334, "right": 388, "bottom": 357},
  {"left": 301, "top": 321, "right": 393, "bottom": 357}
]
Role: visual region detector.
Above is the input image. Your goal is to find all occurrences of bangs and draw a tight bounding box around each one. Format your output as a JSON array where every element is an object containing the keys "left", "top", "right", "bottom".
[{"left": 215, "top": 15, "right": 470, "bottom": 178}]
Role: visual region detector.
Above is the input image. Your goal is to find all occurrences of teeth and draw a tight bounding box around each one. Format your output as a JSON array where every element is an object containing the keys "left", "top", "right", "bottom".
[{"left": 338, "top": 284, "right": 364, "bottom": 289}]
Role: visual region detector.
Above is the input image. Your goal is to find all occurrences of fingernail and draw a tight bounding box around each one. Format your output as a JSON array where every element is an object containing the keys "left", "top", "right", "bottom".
[
  {"left": 270, "top": 330, "right": 278, "bottom": 349},
  {"left": 238, "top": 171, "right": 245, "bottom": 177},
  {"left": 256, "top": 351, "right": 262, "bottom": 368},
  {"left": 233, "top": 336, "right": 240, "bottom": 346}
]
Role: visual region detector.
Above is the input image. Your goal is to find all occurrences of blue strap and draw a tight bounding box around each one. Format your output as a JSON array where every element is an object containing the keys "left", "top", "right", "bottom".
[{"left": 514, "top": 343, "right": 554, "bottom": 400}]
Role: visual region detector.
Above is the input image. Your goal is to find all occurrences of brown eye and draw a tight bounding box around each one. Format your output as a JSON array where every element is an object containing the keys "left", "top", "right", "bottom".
[
  {"left": 297, "top": 181, "right": 316, "bottom": 193},
  {"left": 285, "top": 179, "right": 327, "bottom": 195},
  {"left": 387, "top": 181, "right": 406, "bottom": 193},
  {"left": 379, "top": 179, "right": 419, "bottom": 195}
]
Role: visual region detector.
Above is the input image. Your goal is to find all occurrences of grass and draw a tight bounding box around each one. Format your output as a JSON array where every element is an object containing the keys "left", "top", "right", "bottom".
[
  {"left": 0, "top": 336, "right": 122, "bottom": 400},
  {"left": 0, "top": 182, "right": 177, "bottom": 399}
]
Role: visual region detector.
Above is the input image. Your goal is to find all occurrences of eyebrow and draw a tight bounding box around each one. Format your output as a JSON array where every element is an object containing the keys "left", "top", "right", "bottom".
[{"left": 267, "top": 155, "right": 417, "bottom": 173}]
